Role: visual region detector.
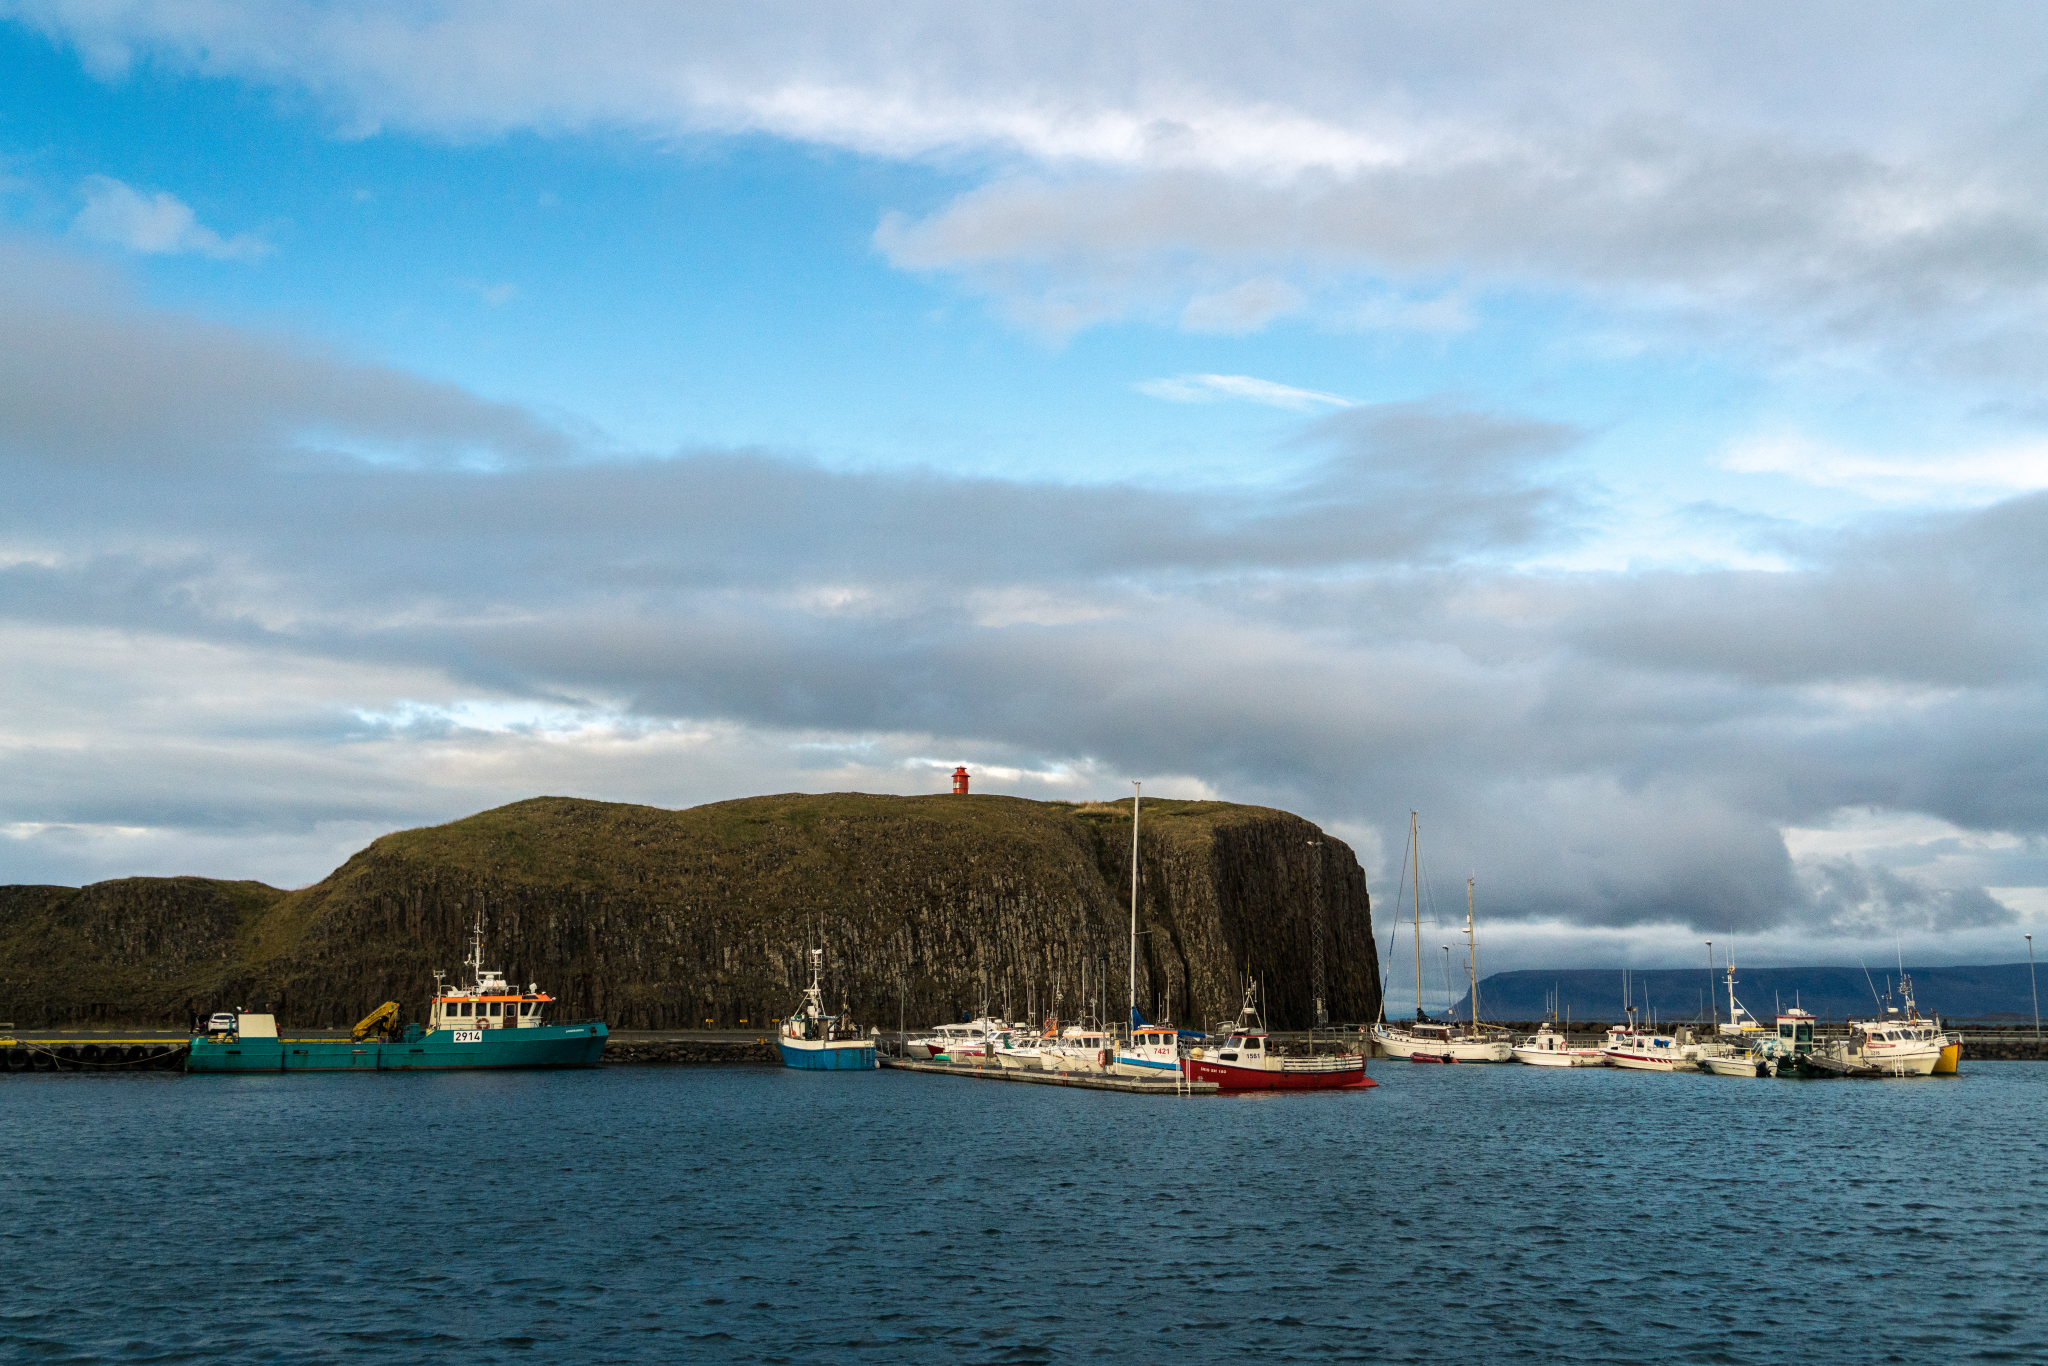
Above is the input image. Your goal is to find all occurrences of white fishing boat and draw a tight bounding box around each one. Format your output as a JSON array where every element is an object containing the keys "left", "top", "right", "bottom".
[
  {"left": 1371, "top": 814, "right": 1514, "bottom": 1063},
  {"left": 1826, "top": 970, "right": 1955, "bottom": 1077},
  {"left": 1181, "top": 982, "right": 1373, "bottom": 1090},
  {"left": 1512, "top": 1022, "right": 1607, "bottom": 1067},
  {"left": 1111, "top": 1023, "right": 1184, "bottom": 1078}
]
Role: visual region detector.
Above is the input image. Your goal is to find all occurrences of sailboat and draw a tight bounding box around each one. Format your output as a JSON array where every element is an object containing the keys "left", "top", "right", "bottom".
[
  {"left": 1371, "top": 814, "right": 1513, "bottom": 1063},
  {"left": 1109, "top": 782, "right": 1192, "bottom": 1079}
]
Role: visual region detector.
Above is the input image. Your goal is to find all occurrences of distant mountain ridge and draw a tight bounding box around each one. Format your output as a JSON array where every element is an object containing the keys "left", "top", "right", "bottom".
[{"left": 1448, "top": 964, "right": 2041, "bottom": 1024}]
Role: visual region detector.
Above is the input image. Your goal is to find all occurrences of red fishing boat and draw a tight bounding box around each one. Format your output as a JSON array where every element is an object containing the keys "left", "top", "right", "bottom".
[{"left": 1180, "top": 984, "right": 1377, "bottom": 1092}]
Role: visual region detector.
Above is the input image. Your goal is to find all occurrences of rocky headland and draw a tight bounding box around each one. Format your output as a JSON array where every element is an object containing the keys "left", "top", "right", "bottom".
[{"left": 0, "top": 793, "right": 1380, "bottom": 1034}]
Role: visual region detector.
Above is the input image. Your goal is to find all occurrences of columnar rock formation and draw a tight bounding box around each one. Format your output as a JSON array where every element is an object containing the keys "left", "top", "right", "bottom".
[{"left": 0, "top": 793, "right": 1380, "bottom": 1032}]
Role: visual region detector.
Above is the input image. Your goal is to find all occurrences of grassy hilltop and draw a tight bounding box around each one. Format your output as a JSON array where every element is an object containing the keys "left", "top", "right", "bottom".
[{"left": 0, "top": 792, "right": 1380, "bottom": 1033}]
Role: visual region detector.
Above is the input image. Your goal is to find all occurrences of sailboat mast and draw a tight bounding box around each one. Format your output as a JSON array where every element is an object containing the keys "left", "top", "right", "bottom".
[
  {"left": 1466, "top": 877, "right": 1479, "bottom": 1028},
  {"left": 1129, "top": 780, "right": 1141, "bottom": 1036},
  {"left": 1411, "top": 811, "right": 1423, "bottom": 1021}
]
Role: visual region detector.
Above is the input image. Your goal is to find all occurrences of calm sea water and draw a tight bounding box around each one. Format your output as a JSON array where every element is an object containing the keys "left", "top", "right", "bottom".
[{"left": 3, "top": 1061, "right": 2042, "bottom": 1364}]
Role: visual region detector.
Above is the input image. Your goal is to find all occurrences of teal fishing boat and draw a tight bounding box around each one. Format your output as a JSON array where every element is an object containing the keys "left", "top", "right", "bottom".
[
  {"left": 185, "top": 918, "right": 607, "bottom": 1073},
  {"left": 777, "top": 949, "right": 876, "bottom": 1070}
]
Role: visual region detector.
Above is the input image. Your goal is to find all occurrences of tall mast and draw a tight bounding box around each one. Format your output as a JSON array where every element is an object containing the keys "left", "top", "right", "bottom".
[
  {"left": 1466, "top": 877, "right": 1480, "bottom": 1029},
  {"left": 1411, "top": 812, "right": 1423, "bottom": 1021},
  {"left": 1129, "top": 780, "right": 1141, "bottom": 1034}
]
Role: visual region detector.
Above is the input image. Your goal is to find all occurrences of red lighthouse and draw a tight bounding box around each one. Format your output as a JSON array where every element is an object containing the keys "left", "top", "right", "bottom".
[{"left": 951, "top": 766, "right": 970, "bottom": 795}]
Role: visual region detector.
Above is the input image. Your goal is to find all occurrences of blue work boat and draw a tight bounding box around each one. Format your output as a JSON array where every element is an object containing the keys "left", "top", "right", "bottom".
[
  {"left": 777, "top": 949, "right": 876, "bottom": 1070},
  {"left": 185, "top": 917, "right": 607, "bottom": 1072}
]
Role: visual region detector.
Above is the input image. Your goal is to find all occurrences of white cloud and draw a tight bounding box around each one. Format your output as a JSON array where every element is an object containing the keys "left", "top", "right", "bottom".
[
  {"left": 71, "top": 175, "right": 269, "bottom": 260},
  {"left": 1133, "top": 373, "right": 1350, "bottom": 410},
  {"left": 22, "top": 2, "right": 2048, "bottom": 360},
  {"left": 1179, "top": 278, "right": 1303, "bottom": 333},
  {"left": 1723, "top": 434, "right": 2048, "bottom": 505}
]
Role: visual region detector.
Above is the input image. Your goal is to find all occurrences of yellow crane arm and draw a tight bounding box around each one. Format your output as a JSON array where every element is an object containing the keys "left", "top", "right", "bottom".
[{"left": 351, "top": 1001, "right": 401, "bottom": 1041}]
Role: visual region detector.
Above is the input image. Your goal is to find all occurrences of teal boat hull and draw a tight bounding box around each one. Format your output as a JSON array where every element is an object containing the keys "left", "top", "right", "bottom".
[
  {"left": 778, "top": 1038, "right": 876, "bottom": 1069},
  {"left": 185, "top": 1023, "right": 608, "bottom": 1073}
]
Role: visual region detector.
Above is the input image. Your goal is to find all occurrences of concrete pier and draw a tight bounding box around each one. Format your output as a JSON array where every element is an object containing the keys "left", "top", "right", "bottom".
[{"left": 884, "top": 1056, "right": 1216, "bottom": 1094}]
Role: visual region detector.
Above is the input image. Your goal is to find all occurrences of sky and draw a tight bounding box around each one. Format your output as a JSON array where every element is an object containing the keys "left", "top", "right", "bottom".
[{"left": 3, "top": 2, "right": 2046, "bottom": 994}]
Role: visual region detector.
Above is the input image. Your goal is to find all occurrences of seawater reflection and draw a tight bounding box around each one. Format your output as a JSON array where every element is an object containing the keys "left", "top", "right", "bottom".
[{"left": 3, "top": 1061, "right": 2042, "bottom": 1363}]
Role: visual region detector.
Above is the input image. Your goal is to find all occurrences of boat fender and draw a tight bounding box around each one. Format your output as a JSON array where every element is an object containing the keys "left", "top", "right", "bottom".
[{"left": 1098, "top": 1049, "right": 1111, "bottom": 1066}]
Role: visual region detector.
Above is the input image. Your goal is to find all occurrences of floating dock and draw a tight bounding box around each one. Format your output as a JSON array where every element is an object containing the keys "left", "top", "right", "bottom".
[{"left": 883, "top": 1057, "right": 1216, "bottom": 1094}]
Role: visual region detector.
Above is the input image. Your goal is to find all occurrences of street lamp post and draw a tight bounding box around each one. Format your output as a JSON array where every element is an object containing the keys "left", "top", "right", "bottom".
[
  {"left": 2028, "top": 934, "right": 2039, "bottom": 1041},
  {"left": 1705, "top": 940, "right": 1714, "bottom": 1030}
]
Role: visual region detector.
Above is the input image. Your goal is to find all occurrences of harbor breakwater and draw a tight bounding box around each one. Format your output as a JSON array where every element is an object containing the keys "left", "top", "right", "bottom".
[{"left": 0, "top": 792, "right": 1380, "bottom": 1036}]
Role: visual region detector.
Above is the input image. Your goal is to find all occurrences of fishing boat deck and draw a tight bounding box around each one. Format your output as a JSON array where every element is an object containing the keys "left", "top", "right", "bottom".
[{"left": 884, "top": 1057, "right": 1217, "bottom": 1094}]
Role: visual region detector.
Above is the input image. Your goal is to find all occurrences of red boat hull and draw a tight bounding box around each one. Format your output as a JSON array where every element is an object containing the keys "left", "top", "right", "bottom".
[
  {"left": 1182, "top": 1058, "right": 1377, "bottom": 1091},
  {"left": 1408, "top": 1053, "right": 1457, "bottom": 1064}
]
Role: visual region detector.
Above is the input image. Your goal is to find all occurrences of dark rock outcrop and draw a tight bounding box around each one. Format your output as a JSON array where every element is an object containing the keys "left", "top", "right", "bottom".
[{"left": 0, "top": 793, "right": 1379, "bottom": 1032}]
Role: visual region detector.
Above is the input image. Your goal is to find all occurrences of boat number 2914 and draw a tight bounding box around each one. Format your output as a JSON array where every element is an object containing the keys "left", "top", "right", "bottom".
[{"left": 453, "top": 1029, "right": 482, "bottom": 1043}]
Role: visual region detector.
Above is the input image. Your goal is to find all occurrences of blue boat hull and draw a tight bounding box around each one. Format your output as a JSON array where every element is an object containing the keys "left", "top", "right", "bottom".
[
  {"left": 778, "top": 1039, "right": 876, "bottom": 1070},
  {"left": 185, "top": 1024, "right": 608, "bottom": 1072}
]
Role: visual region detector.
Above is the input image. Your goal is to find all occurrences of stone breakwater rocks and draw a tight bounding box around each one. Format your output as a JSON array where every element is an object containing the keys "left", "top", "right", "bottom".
[{"left": 1952, "top": 1035, "right": 2048, "bottom": 1061}]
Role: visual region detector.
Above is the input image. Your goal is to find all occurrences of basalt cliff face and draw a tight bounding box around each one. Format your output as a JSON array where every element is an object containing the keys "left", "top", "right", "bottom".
[{"left": 0, "top": 794, "right": 1380, "bottom": 1032}]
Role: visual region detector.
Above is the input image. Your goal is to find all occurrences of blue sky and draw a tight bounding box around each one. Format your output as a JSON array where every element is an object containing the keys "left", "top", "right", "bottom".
[{"left": 3, "top": 2, "right": 2046, "bottom": 994}]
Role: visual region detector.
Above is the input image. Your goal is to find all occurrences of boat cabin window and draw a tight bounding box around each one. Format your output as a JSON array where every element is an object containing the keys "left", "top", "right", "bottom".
[
  {"left": 489, "top": 1002, "right": 502, "bottom": 1017},
  {"left": 458, "top": 1002, "right": 472, "bottom": 1017},
  {"left": 1778, "top": 1023, "right": 1791, "bottom": 1038},
  {"left": 1796, "top": 1024, "right": 1813, "bottom": 1042}
]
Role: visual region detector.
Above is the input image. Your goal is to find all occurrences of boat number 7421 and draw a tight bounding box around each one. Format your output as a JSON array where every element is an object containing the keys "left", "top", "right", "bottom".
[{"left": 452, "top": 1029, "right": 482, "bottom": 1043}]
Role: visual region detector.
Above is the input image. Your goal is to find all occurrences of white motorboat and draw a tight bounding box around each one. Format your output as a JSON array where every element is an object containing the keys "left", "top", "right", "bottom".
[
  {"left": 1601, "top": 1021, "right": 1696, "bottom": 1072},
  {"left": 904, "top": 1016, "right": 1019, "bottom": 1060},
  {"left": 994, "top": 1037, "right": 1050, "bottom": 1070},
  {"left": 1698, "top": 1048, "right": 1775, "bottom": 1077},
  {"left": 1043, "top": 1024, "right": 1115, "bottom": 1073},
  {"left": 1512, "top": 1023, "right": 1607, "bottom": 1067}
]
